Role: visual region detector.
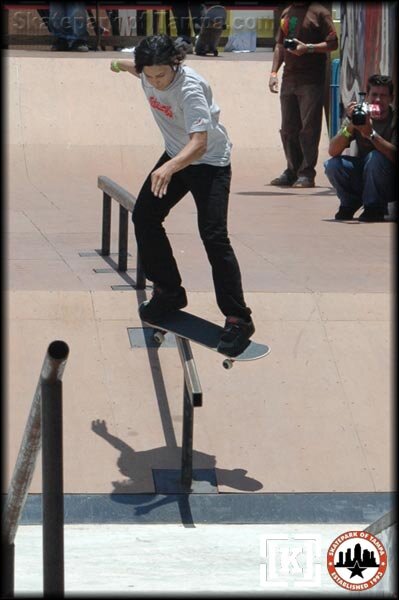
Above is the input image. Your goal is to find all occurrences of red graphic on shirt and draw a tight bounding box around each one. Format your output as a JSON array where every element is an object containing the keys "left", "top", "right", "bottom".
[{"left": 149, "top": 96, "right": 173, "bottom": 119}]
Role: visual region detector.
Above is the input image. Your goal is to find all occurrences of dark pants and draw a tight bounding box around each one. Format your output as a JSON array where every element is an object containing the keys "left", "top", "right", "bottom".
[
  {"left": 133, "top": 153, "right": 251, "bottom": 320},
  {"left": 171, "top": 2, "right": 203, "bottom": 40},
  {"left": 49, "top": 2, "right": 88, "bottom": 43},
  {"left": 324, "top": 151, "right": 395, "bottom": 212},
  {"left": 280, "top": 79, "right": 325, "bottom": 180}
]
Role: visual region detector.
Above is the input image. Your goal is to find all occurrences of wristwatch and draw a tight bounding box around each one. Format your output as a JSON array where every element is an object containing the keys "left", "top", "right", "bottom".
[
  {"left": 306, "top": 44, "right": 315, "bottom": 53},
  {"left": 369, "top": 130, "right": 377, "bottom": 141}
]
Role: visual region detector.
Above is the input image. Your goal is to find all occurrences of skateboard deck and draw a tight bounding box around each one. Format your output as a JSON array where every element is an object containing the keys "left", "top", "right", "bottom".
[
  {"left": 195, "top": 5, "right": 227, "bottom": 57},
  {"left": 142, "top": 309, "right": 270, "bottom": 369}
]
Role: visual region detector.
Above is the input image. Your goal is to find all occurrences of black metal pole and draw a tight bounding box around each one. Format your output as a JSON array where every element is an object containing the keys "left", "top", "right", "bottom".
[
  {"left": 1, "top": 541, "right": 15, "bottom": 598},
  {"left": 181, "top": 381, "right": 194, "bottom": 488},
  {"left": 101, "top": 192, "right": 112, "bottom": 256},
  {"left": 41, "top": 380, "right": 64, "bottom": 597},
  {"left": 118, "top": 204, "right": 128, "bottom": 272},
  {"left": 2, "top": 341, "right": 69, "bottom": 600}
]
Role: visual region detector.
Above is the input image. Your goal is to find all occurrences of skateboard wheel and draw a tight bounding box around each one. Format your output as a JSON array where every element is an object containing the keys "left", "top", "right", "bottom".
[
  {"left": 223, "top": 359, "right": 233, "bottom": 369},
  {"left": 153, "top": 330, "right": 165, "bottom": 344}
]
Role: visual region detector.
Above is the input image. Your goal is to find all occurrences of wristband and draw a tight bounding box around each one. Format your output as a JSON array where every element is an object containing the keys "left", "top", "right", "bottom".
[
  {"left": 340, "top": 126, "right": 352, "bottom": 139},
  {"left": 112, "top": 60, "right": 121, "bottom": 72},
  {"left": 270, "top": 72, "right": 278, "bottom": 77}
]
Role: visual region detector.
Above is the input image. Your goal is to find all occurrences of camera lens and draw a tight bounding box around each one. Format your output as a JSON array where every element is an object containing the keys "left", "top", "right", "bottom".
[{"left": 283, "top": 38, "right": 298, "bottom": 50}]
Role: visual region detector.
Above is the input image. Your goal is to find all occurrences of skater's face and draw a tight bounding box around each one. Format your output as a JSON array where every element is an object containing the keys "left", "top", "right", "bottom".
[{"left": 143, "top": 65, "right": 176, "bottom": 90}]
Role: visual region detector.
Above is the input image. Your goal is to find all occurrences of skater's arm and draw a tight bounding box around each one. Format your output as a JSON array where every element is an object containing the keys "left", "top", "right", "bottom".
[
  {"left": 151, "top": 132, "right": 208, "bottom": 198},
  {"left": 168, "top": 132, "right": 208, "bottom": 171},
  {"left": 110, "top": 60, "right": 140, "bottom": 78}
]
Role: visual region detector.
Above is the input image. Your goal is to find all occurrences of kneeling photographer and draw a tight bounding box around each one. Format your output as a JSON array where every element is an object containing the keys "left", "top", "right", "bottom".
[{"left": 325, "top": 74, "right": 396, "bottom": 222}]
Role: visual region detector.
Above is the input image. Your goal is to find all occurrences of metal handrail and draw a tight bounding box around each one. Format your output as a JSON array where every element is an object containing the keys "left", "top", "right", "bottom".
[
  {"left": 97, "top": 175, "right": 146, "bottom": 288},
  {"left": 2, "top": 341, "right": 69, "bottom": 545},
  {"left": 1, "top": 340, "right": 69, "bottom": 598}
]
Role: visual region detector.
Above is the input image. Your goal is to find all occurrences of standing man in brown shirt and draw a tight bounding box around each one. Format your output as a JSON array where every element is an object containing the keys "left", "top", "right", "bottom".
[{"left": 269, "top": 2, "right": 338, "bottom": 188}]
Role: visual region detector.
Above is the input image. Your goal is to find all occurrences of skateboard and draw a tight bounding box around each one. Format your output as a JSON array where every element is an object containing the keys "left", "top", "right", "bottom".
[
  {"left": 142, "top": 309, "right": 270, "bottom": 369},
  {"left": 195, "top": 5, "right": 227, "bottom": 57}
]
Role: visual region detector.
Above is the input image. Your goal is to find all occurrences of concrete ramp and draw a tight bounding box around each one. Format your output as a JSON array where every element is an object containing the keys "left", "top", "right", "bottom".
[{"left": 6, "top": 50, "right": 394, "bottom": 500}]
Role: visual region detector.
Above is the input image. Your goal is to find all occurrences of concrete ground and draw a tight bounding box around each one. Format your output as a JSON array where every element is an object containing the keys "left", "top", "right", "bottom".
[
  {"left": 13, "top": 522, "right": 395, "bottom": 595},
  {"left": 4, "top": 47, "right": 396, "bottom": 595}
]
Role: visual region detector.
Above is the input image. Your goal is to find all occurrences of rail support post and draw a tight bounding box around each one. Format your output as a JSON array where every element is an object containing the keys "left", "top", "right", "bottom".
[
  {"left": 42, "top": 379, "right": 65, "bottom": 597},
  {"left": 175, "top": 337, "right": 202, "bottom": 489},
  {"left": 101, "top": 192, "right": 112, "bottom": 256},
  {"left": 181, "top": 381, "right": 194, "bottom": 488},
  {"left": 1, "top": 541, "right": 15, "bottom": 598},
  {"left": 118, "top": 204, "right": 129, "bottom": 272}
]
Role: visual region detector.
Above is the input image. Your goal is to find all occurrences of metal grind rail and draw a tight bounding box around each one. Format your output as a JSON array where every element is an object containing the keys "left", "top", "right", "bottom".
[
  {"left": 97, "top": 175, "right": 146, "bottom": 287},
  {"left": 98, "top": 175, "right": 204, "bottom": 489},
  {"left": 1, "top": 341, "right": 70, "bottom": 599}
]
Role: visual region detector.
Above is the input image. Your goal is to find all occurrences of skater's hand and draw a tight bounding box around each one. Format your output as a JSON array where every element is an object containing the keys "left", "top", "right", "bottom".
[
  {"left": 269, "top": 72, "right": 278, "bottom": 93},
  {"left": 151, "top": 163, "right": 174, "bottom": 198}
]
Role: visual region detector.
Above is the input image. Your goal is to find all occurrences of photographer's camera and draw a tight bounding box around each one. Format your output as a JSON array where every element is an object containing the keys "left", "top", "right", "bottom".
[
  {"left": 351, "top": 100, "right": 381, "bottom": 125},
  {"left": 283, "top": 38, "right": 298, "bottom": 50}
]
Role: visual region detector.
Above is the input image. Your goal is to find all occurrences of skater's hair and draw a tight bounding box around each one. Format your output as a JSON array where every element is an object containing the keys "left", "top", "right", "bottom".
[{"left": 134, "top": 34, "right": 186, "bottom": 73}]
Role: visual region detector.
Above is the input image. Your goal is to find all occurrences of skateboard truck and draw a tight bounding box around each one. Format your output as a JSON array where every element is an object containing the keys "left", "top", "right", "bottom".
[
  {"left": 153, "top": 328, "right": 167, "bottom": 345},
  {"left": 153, "top": 326, "right": 237, "bottom": 369}
]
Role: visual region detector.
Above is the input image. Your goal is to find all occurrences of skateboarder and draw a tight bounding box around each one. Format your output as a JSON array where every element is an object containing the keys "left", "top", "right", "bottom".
[{"left": 110, "top": 34, "right": 254, "bottom": 355}]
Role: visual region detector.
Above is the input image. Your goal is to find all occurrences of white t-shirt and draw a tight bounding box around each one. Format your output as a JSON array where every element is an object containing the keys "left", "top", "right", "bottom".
[{"left": 140, "top": 65, "right": 232, "bottom": 166}]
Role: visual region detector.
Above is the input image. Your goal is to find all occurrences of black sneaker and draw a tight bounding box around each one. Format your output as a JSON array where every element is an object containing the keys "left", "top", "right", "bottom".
[
  {"left": 69, "top": 40, "right": 89, "bottom": 52},
  {"left": 292, "top": 176, "right": 315, "bottom": 188},
  {"left": 51, "top": 38, "right": 69, "bottom": 51},
  {"left": 335, "top": 206, "right": 356, "bottom": 220},
  {"left": 139, "top": 285, "right": 187, "bottom": 322},
  {"left": 358, "top": 207, "right": 385, "bottom": 222},
  {"left": 217, "top": 316, "right": 255, "bottom": 357},
  {"left": 175, "top": 36, "right": 194, "bottom": 54},
  {"left": 270, "top": 170, "right": 297, "bottom": 186}
]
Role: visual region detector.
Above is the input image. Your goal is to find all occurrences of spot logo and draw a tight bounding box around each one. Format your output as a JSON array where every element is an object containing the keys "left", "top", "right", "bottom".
[{"left": 327, "top": 530, "right": 387, "bottom": 591}]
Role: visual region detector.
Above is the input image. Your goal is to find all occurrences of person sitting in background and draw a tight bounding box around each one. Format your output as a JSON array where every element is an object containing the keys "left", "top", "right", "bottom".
[
  {"left": 324, "top": 74, "right": 396, "bottom": 222},
  {"left": 171, "top": 2, "right": 203, "bottom": 53},
  {"left": 49, "top": 2, "right": 89, "bottom": 52}
]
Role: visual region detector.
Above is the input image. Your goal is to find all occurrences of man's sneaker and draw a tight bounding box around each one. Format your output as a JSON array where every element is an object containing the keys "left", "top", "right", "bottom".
[
  {"left": 69, "top": 40, "right": 89, "bottom": 52},
  {"left": 175, "top": 37, "right": 194, "bottom": 54},
  {"left": 139, "top": 285, "right": 187, "bottom": 322},
  {"left": 270, "top": 170, "right": 297, "bottom": 186},
  {"left": 292, "top": 176, "right": 315, "bottom": 188},
  {"left": 335, "top": 206, "right": 356, "bottom": 220},
  {"left": 358, "top": 207, "right": 385, "bottom": 222},
  {"left": 51, "top": 38, "right": 69, "bottom": 51},
  {"left": 217, "top": 316, "right": 255, "bottom": 357}
]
